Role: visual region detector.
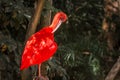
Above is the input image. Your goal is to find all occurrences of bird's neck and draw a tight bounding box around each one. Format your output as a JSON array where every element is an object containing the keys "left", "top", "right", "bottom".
[{"left": 49, "top": 16, "right": 62, "bottom": 33}]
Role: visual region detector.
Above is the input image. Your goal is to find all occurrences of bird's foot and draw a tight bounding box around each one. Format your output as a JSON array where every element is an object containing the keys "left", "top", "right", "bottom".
[{"left": 33, "top": 76, "right": 48, "bottom": 80}]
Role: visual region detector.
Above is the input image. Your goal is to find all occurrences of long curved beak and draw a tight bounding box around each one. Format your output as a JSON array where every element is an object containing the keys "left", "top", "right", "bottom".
[{"left": 52, "top": 20, "right": 62, "bottom": 33}]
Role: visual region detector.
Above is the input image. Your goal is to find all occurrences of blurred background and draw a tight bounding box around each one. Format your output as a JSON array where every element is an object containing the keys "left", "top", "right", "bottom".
[{"left": 0, "top": 0, "right": 120, "bottom": 80}]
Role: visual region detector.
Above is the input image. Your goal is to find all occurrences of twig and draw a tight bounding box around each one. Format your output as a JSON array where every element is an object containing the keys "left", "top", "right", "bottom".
[{"left": 105, "top": 56, "right": 120, "bottom": 80}]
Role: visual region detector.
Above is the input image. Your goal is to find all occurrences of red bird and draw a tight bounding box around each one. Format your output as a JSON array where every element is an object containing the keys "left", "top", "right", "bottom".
[{"left": 20, "top": 12, "right": 67, "bottom": 70}]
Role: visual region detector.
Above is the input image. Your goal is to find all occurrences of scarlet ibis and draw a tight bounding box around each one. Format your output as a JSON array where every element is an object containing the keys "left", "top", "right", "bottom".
[{"left": 20, "top": 12, "right": 67, "bottom": 70}]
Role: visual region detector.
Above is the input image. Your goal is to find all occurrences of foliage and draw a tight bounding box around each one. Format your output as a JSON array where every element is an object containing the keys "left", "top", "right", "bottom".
[
  {"left": 0, "top": 0, "right": 119, "bottom": 80},
  {"left": 0, "top": 0, "right": 30, "bottom": 80},
  {"left": 54, "top": 0, "right": 119, "bottom": 80}
]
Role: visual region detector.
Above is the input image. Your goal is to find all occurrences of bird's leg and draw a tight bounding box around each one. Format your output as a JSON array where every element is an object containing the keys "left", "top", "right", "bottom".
[
  {"left": 34, "top": 64, "right": 42, "bottom": 80},
  {"left": 38, "top": 64, "right": 41, "bottom": 78}
]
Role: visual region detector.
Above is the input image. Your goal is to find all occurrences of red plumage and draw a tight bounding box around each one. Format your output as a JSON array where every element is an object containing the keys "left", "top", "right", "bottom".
[
  {"left": 20, "top": 27, "right": 57, "bottom": 70},
  {"left": 20, "top": 12, "right": 67, "bottom": 70}
]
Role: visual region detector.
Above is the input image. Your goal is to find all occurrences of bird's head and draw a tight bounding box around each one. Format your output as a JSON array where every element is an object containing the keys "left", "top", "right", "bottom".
[
  {"left": 56, "top": 12, "right": 67, "bottom": 22},
  {"left": 49, "top": 12, "right": 67, "bottom": 33}
]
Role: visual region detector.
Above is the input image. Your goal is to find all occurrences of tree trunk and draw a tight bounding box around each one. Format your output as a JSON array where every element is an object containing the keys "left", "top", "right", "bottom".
[
  {"left": 39, "top": 0, "right": 53, "bottom": 79},
  {"left": 21, "top": 0, "right": 45, "bottom": 80},
  {"left": 102, "top": 0, "right": 120, "bottom": 80},
  {"left": 102, "top": 0, "right": 119, "bottom": 51}
]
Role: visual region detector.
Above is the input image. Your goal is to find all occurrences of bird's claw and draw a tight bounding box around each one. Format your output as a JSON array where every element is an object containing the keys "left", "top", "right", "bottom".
[{"left": 33, "top": 76, "right": 45, "bottom": 80}]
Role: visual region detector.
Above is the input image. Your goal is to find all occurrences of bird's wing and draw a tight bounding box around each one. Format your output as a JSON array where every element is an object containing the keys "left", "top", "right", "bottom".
[{"left": 20, "top": 27, "right": 57, "bottom": 70}]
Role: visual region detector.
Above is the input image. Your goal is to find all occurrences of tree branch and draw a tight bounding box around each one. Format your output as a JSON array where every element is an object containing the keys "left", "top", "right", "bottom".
[
  {"left": 25, "top": 0, "right": 45, "bottom": 40},
  {"left": 105, "top": 56, "right": 120, "bottom": 80}
]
